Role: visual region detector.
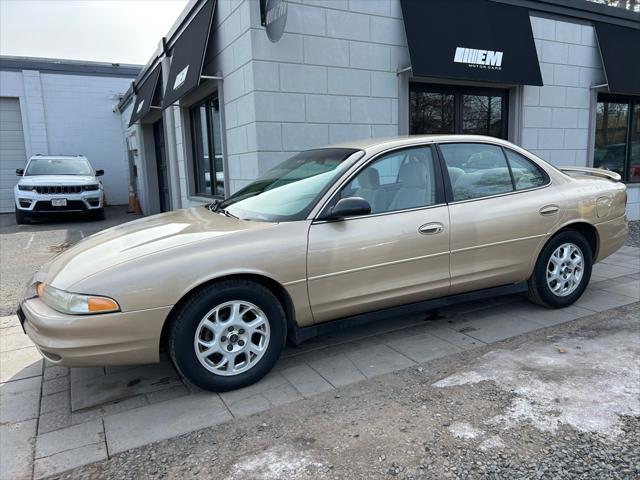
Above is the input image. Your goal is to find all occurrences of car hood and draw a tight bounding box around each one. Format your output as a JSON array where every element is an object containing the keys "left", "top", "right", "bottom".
[
  {"left": 38, "top": 207, "right": 276, "bottom": 290},
  {"left": 19, "top": 175, "right": 97, "bottom": 185}
]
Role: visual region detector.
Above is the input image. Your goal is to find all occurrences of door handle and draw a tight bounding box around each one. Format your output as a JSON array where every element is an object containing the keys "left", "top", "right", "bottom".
[
  {"left": 418, "top": 222, "right": 444, "bottom": 235},
  {"left": 539, "top": 205, "right": 560, "bottom": 216}
]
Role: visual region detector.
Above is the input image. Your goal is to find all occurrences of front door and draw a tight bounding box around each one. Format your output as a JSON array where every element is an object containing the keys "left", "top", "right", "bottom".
[
  {"left": 307, "top": 145, "right": 450, "bottom": 323},
  {"left": 153, "top": 120, "right": 170, "bottom": 212}
]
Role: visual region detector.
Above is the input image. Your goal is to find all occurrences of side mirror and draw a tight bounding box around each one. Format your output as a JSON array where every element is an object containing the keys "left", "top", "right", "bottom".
[
  {"left": 95, "top": 169, "right": 104, "bottom": 176},
  {"left": 322, "top": 197, "right": 371, "bottom": 220},
  {"left": 16, "top": 168, "right": 23, "bottom": 176}
]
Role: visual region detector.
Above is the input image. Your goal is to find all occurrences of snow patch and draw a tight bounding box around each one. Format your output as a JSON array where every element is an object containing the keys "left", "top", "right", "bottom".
[
  {"left": 230, "top": 445, "right": 322, "bottom": 480},
  {"left": 448, "top": 421, "right": 483, "bottom": 439},
  {"left": 433, "top": 330, "right": 640, "bottom": 437},
  {"left": 479, "top": 435, "right": 505, "bottom": 451}
]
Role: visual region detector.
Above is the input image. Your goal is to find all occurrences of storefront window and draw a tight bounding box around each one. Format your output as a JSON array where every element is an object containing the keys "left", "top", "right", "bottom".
[
  {"left": 594, "top": 94, "right": 639, "bottom": 183},
  {"left": 410, "top": 84, "right": 508, "bottom": 139},
  {"left": 463, "top": 95, "right": 503, "bottom": 138},
  {"left": 410, "top": 92, "right": 454, "bottom": 134},
  {"left": 190, "top": 95, "right": 224, "bottom": 196}
]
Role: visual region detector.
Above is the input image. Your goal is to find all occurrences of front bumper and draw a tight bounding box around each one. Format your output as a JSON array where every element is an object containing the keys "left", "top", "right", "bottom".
[
  {"left": 15, "top": 190, "right": 103, "bottom": 213},
  {"left": 19, "top": 297, "right": 172, "bottom": 367}
]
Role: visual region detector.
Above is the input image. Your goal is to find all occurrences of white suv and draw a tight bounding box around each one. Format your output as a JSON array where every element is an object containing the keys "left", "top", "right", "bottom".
[{"left": 15, "top": 155, "right": 105, "bottom": 224}]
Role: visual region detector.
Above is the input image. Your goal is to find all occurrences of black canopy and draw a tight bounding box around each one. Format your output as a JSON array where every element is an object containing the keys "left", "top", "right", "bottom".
[
  {"left": 162, "top": 0, "right": 216, "bottom": 108},
  {"left": 595, "top": 22, "right": 640, "bottom": 96},
  {"left": 128, "top": 64, "right": 162, "bottom": 127},
  {"left": 400, "top": 0, "right": 542, "bottom": 86}
]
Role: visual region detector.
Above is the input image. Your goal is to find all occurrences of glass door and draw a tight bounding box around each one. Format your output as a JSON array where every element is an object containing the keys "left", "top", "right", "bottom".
[
  {"left": 410, "top": 84, "right": 508, "bottom": 139},
  {"left": 190, "top": 95, "right": 225, "bottom": 197},
  {"left": 594, "top": 94, "right": 640, "bottom": 183}
]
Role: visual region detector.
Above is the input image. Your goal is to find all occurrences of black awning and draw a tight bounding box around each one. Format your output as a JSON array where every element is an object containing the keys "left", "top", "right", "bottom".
[
  {"left": 400, "top": 0, "right": 542, "bottom": 86},
  {"left": 162, "top": 0, "right": 216, "bottom": 108},
  {"left": 128, "top": 64, "right": 162, "bottom": 127},
  {"left": 595, "top": 23, "right": 640, "bottom": 96}
]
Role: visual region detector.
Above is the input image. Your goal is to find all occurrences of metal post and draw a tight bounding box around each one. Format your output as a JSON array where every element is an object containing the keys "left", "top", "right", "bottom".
[{"left": 161, "top": 55, "right": 182, "bottom": 210}]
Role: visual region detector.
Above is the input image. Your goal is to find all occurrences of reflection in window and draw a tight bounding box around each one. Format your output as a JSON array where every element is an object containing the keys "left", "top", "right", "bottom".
[
  {"left": 440, "top": 143, "right": 513, "bottom": 201},
  {"left": 190, "top": 95, "right": 224, "bottom": 196},
  {"left": 409, "top": 84, "right": 508, "bottom": 139},
  {"left": 410, "top": 91, "right": 454, "bottom": 134},
  {"left": 463, "top": 95, "right": 503, "bottom": 138},
  {"left": 594, "top": 101, "right": 628, "bottom": 177},
  {"left": 594, "top": 94, "right": 639, "bottom": 183}
]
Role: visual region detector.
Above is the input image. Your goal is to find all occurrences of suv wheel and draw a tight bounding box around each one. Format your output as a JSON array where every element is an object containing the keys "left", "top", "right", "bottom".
[
  {"left": 169, "top": 280, "right": 286, "bottom": 392},
  {"left": 15, "top": 209, "right": 29, "bottom": 225},
  {"left": 528, "top": 230, "right": 592, "bottom": 308}
]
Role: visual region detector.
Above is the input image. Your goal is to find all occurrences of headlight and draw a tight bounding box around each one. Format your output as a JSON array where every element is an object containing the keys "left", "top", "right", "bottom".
[
  {"left": 35, "top": 282, "right": 120, "bottom": 315},
  {"left": 83, "top": 184, "right": 100, "bottom": 191},
  {"left": 18, "top": 185, "right": 35, "bottom": 191}
]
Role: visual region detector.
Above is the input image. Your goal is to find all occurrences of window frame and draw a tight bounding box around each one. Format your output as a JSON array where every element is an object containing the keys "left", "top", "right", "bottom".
[
  {"left": 314, "top": 143, "right": 447, "bottom": 221},
  {"left": 189, "top": 93, "right": 224, "bottom": 198},
  {"left": 593, "top": 93, "right": 640, "bottom": 184},
  {"left": 409, "top": 83, "right": 509, "bottom": 139},
  {"left": 435, "top": 141, "right": 551, "bottom": 204}
]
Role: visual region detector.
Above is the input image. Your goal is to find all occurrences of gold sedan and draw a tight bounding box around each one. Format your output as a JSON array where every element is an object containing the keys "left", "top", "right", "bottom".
[{"left": 18, "top": 136, "right": 628, "bottom": 391}]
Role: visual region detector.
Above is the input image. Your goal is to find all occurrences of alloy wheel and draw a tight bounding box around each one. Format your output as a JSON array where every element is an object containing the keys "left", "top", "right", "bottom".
[
  {"left": 193, "top": 300, "right": 270, "bottom": 376},
  {"left": 546, "top": 242, "right": 584, "bottom": 297}
]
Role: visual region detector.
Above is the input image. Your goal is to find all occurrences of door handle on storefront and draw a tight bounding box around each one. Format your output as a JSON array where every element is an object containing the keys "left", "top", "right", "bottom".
[
  {"left": 539, "top": 205, "right": 560, "bottom": 216},
  {"left": 418, "top": 222, "right": 444, "bottom": 235}
]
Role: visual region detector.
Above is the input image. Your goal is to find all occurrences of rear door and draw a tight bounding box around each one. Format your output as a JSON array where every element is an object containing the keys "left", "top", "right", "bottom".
[
  {"left": 306, "top": 145, "right": 450, "bottom": 323},
  {"left": 438, "top": 142, "right": 564, "bottom": 294}
]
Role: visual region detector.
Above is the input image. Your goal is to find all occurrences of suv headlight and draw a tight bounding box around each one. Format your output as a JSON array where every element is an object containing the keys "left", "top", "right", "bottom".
[
  {"left": 36, "top": 282, "right": 120, "bottom": 315},
  {"left": 83, "top": 184, "right": 100, "bottom": 191},
  {"left": 18, "top": 185, "right": 35, "bottom": 191}
]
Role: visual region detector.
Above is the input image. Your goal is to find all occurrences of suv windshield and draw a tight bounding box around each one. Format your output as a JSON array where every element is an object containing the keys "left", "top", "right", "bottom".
[
  {"left": 220, "top": 148, "right": 361, "bottom": 222},
  {"left": 25, "top": 158, "right": 93, "bottom": 176}
]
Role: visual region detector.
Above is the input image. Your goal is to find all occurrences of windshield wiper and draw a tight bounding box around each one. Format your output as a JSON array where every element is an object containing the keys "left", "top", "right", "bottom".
[{"left": 206, "top": 200, "right": 239, "bottom": 219}]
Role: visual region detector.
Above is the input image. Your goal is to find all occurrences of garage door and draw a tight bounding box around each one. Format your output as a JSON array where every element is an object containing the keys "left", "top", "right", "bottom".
[{"left": 0, "top": 98, "right": 27, "bottom": 213}]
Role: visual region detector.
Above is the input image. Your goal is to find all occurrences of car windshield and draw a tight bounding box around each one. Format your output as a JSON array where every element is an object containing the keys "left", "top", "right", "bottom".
[
  {"left": 219, "top": 148, "right": 361, "bottom": 222},
  {"left": 25, "top": 158, "right": 93, "bottom": 176}
]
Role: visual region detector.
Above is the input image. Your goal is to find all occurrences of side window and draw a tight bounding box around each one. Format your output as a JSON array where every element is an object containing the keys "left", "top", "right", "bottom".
[
  {"left": 440, "top": 143, "right": 513, "bottom": 201},
  {"left": 340, "top": 146, "right": 437, "bottom": 214},
  {"left": 504, "top": 149, "right": 548, "bottom": 190}
]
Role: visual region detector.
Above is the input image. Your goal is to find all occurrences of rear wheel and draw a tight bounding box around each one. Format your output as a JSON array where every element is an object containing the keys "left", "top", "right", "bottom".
[
  {"left": 168, "top": 280, "right": 286, "bottom": 392},
  {"left": 528, "top": 230, "right": 592, "bottom": 308}
]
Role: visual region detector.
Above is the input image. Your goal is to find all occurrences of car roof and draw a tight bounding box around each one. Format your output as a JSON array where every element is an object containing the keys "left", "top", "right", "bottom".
[
  {"left": 328, "top": 134, "right": 513, "bottom": 152},
  {"left": 28, "top": 155, "right": 89, "bottom": 161}
]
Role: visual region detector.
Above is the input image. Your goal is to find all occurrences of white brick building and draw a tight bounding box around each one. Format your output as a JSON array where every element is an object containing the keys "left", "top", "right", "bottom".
[
  {"left": 0, "top": 57, "right": 140, "bottom": 212},
  {"left": 120, "top": 0, "right": 639, "bottom": 219}
]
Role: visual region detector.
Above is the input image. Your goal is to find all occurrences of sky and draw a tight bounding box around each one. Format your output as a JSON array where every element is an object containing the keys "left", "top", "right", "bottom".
[{"left": 0, "top": 0, "right": 189, "bottom": 65}]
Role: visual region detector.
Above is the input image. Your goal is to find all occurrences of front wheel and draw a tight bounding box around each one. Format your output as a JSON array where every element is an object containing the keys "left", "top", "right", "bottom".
[
  {"left": 168, "top": 280, "right": 286, "bottom": 392},
  {"left": 15, "top": 208, "right": 29, "bottom": 225},
  {"left": 527, "top": 230, "right": 592, "bottom": 308}
]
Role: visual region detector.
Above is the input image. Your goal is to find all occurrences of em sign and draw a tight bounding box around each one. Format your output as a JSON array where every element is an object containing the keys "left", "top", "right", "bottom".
[
  {"left": 454, "top": 47, "right": 503, "bottom": 70},
  {"left": 265, "top": 0, "right": 288, "bottom": 43}
]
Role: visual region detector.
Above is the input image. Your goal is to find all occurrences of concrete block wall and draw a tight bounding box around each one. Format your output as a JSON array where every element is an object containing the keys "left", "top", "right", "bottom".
[
  {"left": 247, "top": 0, "right": 406, "bottom": 185},
  {"left": 522, "top": 15, "right": 604, "bottom": 168}
]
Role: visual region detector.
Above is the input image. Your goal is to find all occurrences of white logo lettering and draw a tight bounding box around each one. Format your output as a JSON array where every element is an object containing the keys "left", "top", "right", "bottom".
[
  {"left": 173, "top": 65, "right": 189, "bottom": 91},
  {"left": 454, "top": 47, "right": 503, "bottom": 70},
  {"left": 135, "top": 99, "right": 145, "bottom": 114}
]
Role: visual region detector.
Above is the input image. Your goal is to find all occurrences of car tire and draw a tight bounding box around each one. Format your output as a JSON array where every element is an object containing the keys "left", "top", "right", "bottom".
[
  {"left": 15, "top": 209, "right": 29, "bottom": 225},
  {"left": 527, "top": 230, "right": 593, "bottom": 308},
  {"left": 89, "top": 208, "right": 105, "bottom": 221},
  {"left": 168, "top": 280, "right": 287, "bottom": 392}
]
